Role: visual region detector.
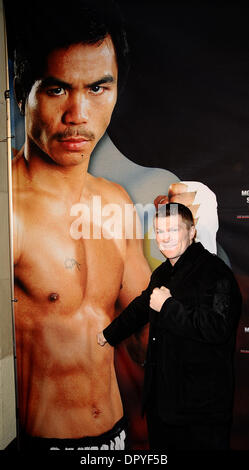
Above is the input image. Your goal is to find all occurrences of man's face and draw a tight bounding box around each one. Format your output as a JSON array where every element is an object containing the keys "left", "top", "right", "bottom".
[
  {"left": 24, "top": 36, "right": 118, "bottom": 166},
  {"left": 155, "top": 213, "right": 195, "bottom": 265}
]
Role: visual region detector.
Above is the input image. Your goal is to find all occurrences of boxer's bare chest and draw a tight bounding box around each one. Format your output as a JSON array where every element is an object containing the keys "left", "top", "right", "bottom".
[{"left": 14, "top": 193, "right": 125, "bottom": 315}]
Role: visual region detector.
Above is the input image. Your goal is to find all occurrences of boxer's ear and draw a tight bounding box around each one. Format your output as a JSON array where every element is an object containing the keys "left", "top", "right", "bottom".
[{"left": 14, "top": 77, "right": 25, "bottom": 115}]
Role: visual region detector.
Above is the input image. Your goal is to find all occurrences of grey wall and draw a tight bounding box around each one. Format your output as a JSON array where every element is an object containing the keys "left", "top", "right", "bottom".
[{"left": 0, "top": 0, "right": 16, "bottom": 449}]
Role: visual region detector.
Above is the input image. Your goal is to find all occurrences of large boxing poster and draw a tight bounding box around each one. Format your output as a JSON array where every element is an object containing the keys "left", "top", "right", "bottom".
[{"left": 3, "top": 0, "right": 248, "bottom": 452}]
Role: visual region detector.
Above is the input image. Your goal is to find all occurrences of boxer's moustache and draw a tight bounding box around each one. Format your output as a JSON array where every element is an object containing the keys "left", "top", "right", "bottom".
[{"left": 55, "top": 128, "right": 95, "bottom": 140}]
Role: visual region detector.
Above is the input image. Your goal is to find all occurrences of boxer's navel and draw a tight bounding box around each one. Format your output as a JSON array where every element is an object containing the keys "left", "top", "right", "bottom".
[
  {"left": 92, "top": 407, "right": 101, "bottom": 419},
  {"left": 48, "top": 292, "right": 60, "bottom": 302}
]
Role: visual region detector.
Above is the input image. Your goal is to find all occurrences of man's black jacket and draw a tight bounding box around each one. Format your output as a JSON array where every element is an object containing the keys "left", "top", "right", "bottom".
[{"left": 104, "top": 242, "right": 242, "bottom": 425}]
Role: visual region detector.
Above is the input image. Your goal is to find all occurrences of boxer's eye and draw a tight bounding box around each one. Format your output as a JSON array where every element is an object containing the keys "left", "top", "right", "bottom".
[
  {"left": 89, "top": 85, "right": 105, "bottom": 95},
  {"left": 47, "top": 87, "right": 66, "bottom": 96}
]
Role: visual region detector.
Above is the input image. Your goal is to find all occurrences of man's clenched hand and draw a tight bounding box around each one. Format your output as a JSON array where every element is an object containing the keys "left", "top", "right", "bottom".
[{"left": 150, "top": 286, "right": 172, "bottom": 312}]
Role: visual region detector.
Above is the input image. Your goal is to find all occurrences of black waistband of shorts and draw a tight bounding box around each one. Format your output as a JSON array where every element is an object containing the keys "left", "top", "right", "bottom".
[{"left": 19, "top": 416, "right": 128, "bottom": 451}]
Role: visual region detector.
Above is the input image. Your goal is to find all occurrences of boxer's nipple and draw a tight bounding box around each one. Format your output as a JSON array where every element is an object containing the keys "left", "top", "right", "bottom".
[{"left": 48, "top": 292, "right": 59, "bottom": 302}]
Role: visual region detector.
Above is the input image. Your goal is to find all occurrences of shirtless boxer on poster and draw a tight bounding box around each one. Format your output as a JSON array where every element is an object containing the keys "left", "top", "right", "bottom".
[{"left": 10, "top": 0, "right": 210, "bottom": 449}]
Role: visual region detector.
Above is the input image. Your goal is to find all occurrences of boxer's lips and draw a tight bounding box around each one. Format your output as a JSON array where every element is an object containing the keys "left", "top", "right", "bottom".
[{"left": 58, "top": 137, "right": 90, "bottom": 151}]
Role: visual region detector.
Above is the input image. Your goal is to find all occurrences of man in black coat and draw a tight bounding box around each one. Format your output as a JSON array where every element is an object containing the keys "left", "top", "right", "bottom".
[{"left": 97, "top": 203, "right": 242, "bottom": 450}]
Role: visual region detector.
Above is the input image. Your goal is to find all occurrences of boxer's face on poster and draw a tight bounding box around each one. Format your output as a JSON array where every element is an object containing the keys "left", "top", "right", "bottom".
[{"left": 24, "top": 35, "right": 118, "bottom": 166}]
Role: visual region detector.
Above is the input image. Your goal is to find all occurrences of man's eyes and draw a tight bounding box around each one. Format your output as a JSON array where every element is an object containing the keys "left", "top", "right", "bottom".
[{"left": 156, "top": 228, "right": 179, "bottom": 234}]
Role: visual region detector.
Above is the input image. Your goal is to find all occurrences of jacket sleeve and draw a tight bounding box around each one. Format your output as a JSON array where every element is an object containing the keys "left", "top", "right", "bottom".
[
  {"left": 103, "top": 285, "right": 151, "bottom": 347},
  {"left": 157, "top": 276, "right": 242, "bottom": 344}
]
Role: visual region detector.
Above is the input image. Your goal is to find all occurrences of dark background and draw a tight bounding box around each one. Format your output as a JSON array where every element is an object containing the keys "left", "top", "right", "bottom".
[{"left": 110, "top": 1, "right": 249, "bottom": 273}]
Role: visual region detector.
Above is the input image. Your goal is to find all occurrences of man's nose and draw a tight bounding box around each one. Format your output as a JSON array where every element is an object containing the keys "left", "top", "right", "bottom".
[
  {"left": 62, "top": 92, "right": 89, "bottom": 125},
  {"left": 159, "top": 231, "right": 170, "bottom": 242}
]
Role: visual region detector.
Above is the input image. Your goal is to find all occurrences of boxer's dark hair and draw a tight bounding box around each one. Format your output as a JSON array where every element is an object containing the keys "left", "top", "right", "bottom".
[{"left": 9, "top": 0, "right": 129, "bottom": 113}]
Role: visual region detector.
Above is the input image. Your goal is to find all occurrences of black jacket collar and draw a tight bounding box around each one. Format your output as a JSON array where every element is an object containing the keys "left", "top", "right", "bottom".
[
  {"left": 163, "top": 242, "right": 208, "bottom": 288},
  {"left": 169, "top": 241, "right": 206, "bottom": 269}
]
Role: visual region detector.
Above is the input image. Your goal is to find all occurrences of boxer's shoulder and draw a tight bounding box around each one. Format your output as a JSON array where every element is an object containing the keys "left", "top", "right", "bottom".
[{"left": 87, "top": 173, "right": 133, "bottom": 205}]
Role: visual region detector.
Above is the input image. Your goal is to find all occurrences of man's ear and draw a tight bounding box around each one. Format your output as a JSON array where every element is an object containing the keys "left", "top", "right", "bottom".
[
  {"left": 14, "top": 77, "right": 25, "bottom": 115},
  {"left": 190, "top": 224, "right": 196, "bottom": 241}
]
